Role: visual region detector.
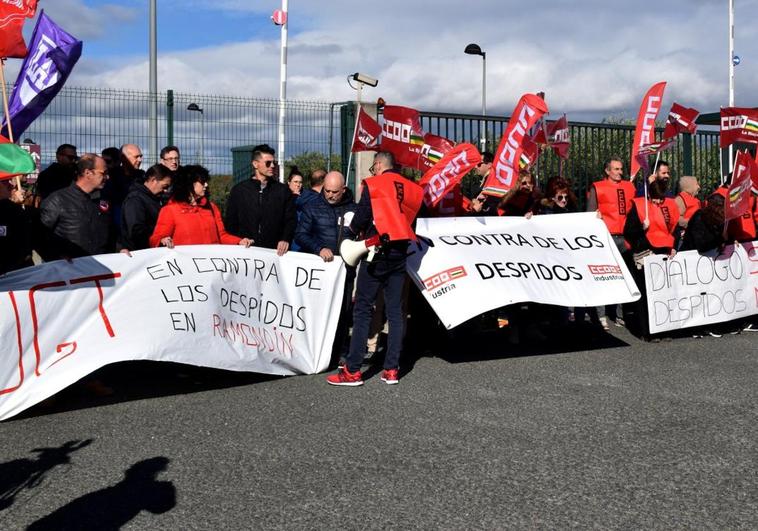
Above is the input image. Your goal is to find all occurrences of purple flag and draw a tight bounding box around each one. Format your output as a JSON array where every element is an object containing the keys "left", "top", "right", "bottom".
[{"left": 1, "top": 11, "right": 82, "bottom": 139}]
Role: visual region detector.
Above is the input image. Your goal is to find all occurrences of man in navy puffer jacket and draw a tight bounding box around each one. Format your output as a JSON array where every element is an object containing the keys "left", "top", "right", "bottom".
[{"left": 295, "top": 171, "right": 357, "bottom": 364}]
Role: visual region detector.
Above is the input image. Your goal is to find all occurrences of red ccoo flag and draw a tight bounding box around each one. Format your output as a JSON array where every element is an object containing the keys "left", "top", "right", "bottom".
[
  {"left": 0, "top": 1, "right": 37, "bottom": 58},
  {"left": 418, "top": 143, "right": 481, "bottom": 207},
  {"left": 662, "top": 103, "right": 699, "bottom": 139},
  {"left": 720, "top": 107, "right": 758, "bottom": 148},
  {"left": 725, "top": 150, "right": 755, "bottom": 220},
  {"left": 630, "top": 81, "right": 667, "bottom": 180},
  {"left": 483, "top": 93, "right": 549, "bottom": 197},
  {"left": 416, "top": 133, "right": 455, "bottom": 171},
  {"left": 351, "top": 107, "right": 382, "bottom": 152},
  {"left": 380, "top": 105, "right": 425, "bottom": 168}
]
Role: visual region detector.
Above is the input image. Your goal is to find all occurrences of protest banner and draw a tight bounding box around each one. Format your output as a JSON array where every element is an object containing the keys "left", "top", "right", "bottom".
[
  {"left": 0, "top": 246, "right": 346, "bottom": 421},
  {"left": 406, "top": 213, "right": 640, "bottom": 329},
  {"left": 644, "top": 241, "right": 758, "bottom": 334}
]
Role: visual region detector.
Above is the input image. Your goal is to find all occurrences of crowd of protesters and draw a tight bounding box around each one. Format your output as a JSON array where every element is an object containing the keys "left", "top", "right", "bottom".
[{"left": 1, "top": 142, "right": 757, "bottom": 387}]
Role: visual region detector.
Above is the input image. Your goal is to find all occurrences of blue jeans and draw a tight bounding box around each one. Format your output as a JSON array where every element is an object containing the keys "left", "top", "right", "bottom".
[{"left": 346, "top": 259, "right": 406, "bottom": 372}]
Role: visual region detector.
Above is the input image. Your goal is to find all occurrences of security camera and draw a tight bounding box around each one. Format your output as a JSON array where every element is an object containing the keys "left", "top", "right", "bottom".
[{"left": 351, "top": 73, "right": 378, "bottom": 87}]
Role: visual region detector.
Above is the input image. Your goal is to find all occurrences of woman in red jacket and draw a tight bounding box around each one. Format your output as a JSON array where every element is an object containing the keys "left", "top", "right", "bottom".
[{"left": 149, "top": 165, "right": 252, "bottom": 248}]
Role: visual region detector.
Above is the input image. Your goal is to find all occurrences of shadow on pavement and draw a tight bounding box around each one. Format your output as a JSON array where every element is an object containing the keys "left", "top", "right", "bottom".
[
  {"left": 14, "top": 361, "right": 281, "bottom": 422},
  {"left": 0, "top": 439, "right": 93, "bottom": 513},
  {"left": 26, "top": 456, "right": 175, "bottom": 531}
]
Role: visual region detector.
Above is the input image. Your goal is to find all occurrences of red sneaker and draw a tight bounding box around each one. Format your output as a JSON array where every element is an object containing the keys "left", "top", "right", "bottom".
[
  {"left": 326, "top": 366, "right": 363, "bottom": 386},
  {"left": 381, "top": 368, "right": 399, "bottom": 385}
]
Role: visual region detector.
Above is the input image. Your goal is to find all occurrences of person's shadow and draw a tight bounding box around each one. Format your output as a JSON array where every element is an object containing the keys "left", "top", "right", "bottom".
[
  {"left": 0, "top": 439, "right": 93, "bottom": 511},
  {"left": 27, "top": 456, "right": 176, "bottom": 531}
]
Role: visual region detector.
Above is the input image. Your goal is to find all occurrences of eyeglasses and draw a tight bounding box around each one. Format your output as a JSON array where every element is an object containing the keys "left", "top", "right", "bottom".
[
  {"left": 555, "top": 194, "right": 568, "bottom": 201},
  {"left": 261, "top": 160, "right": 277, "bottom": 167}
]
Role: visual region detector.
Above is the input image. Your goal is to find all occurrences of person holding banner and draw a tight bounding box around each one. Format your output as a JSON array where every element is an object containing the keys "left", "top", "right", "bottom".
[
  {"left": 149, "top": 165, "right": 252, "bottom": 248},
  {"left": 119, "top": 164, "right": 173, "bottom": 251},
  {"left": 327, "top": 152, "right": 423, "bottom": 386},
  {"left": 623, "top": 179, "right": 679, "bottom": 340},
  {"left": 224, "top": 144, "right": 296, "bottom": 256},
  {"left": 586, "top": 157, "right": 636, "bottom": 329}
]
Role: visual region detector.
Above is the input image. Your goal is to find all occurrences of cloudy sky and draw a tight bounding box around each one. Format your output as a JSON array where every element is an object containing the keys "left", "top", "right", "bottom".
[{"left": 13, "top": 0, "right": 758, "bottom": 121}]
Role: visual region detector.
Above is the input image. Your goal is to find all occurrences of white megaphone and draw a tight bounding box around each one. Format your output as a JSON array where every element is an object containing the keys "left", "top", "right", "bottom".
[{"left": 340, "top": 234, "right": 386, "bottom": 267}]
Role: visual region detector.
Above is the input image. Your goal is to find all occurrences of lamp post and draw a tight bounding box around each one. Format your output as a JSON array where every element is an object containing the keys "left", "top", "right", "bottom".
[
  {"left": 465, "top": 43, "right": 486, "bottom": 152},
  {"left": 187, "top": 103, "right": 204, "bottom": 165},
  {"left": 149, "top": 0, "right": 158, "bottom": 164}
]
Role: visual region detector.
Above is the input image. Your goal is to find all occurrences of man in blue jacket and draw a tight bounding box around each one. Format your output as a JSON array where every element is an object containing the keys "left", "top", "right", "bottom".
[{"left": 295, "top": 171, "right": 356, "bottom": 364}]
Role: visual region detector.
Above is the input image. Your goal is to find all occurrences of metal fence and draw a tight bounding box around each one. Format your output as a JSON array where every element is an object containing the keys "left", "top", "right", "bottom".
[
  {"left": 11, "top": 84, "right": 722, "bottom": 199},
  {"left": 11, "top": 85, "right": 343, "bottom": 176},
  {"left": 416, "top": 111, "right": 722, "bottom": 200}
]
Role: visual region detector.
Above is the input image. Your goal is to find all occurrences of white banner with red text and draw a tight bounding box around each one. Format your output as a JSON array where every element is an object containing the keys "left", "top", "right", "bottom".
[
  {"left": 0, "top": 246, "right": 345, "bottom": 421},
  {"left": 644, "top": 241, "right": 758, "bottom": 334},
  {"left": 407, "top": 214, "right": 641, "bottom": 329}
]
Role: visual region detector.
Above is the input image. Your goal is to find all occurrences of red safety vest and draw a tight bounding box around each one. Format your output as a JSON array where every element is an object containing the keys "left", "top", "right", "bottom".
[
  {"left": 677, "top": 191, "right": 701, "bottom": 222},
  {"left": 632, "top": 197, "right": 680, "bottom": 249},
  {"left": 363, "top": 172, "right": 424, "bottom": 241},
  {"left": 594, "top": 179, "right": 636, "bottom": 235}
]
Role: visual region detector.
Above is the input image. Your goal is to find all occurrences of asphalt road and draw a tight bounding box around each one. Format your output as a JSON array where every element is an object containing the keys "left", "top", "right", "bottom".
[{"left": 1, "top": 323, "right": 756, "bottom": 530}]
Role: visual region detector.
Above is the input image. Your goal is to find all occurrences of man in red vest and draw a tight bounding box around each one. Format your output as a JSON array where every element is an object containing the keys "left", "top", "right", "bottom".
[
  {"left": 584, "top": 157, "right": 636, "bottom": 329},
  {"left": 326, "top": 152, "right": 423, "bottom": 387}
]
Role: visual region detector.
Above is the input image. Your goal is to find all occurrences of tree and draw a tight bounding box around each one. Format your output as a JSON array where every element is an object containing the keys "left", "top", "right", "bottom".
[{"left": 283, "top": 151, "right": 340, "bottom": 186}]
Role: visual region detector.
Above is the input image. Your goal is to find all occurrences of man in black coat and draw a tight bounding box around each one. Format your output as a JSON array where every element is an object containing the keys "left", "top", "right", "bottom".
[
  {"left": 119, "top": 164, "right": 172, "bottom": 251},
  {"left": 224, "top": 144, "right": 296, "bottom": 256},
  {"left": 39, "top": 154, "right": 114, "bottom": 261}
]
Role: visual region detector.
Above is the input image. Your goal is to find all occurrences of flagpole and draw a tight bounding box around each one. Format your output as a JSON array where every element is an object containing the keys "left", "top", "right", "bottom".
[
  {"left": 0, "top": 59, "right": 22, "bottom": 191},
  {"left": 728, "top": 0, "right": 735, "bottom": 175},
  {"left": 344, "top": 101, "right": 361, "bottom": 189}
]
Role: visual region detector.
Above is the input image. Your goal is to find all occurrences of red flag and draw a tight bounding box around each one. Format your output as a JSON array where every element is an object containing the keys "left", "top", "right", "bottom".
[
  {"left": 726, "top": 150, "right": 755, "bottom": 220},
  {"left": 634, "top": 137, "right": 677, "bottom": 178},
  {"left": 720, "top": 107, "right": 758, "bottom": 148},
  {"left": 380, "top": 105, "right": 425, "bottom": 168},
  {"left": 630, "top": 81, "right": 667, "bottom": 179},
  {"left": 662, "top": 103, "right": 699, "bottom": 139},
  {"left": 418, "top": 143, "right": 481, "bottom": 207},
  {"left": 483, "top": 93, "right": 549, "bottom": 197},
  {"left": 548, "top": 115, "right": 570, "bottom": 159},
  {"left": 416, "top": 133, "right": 455, "bottom": 171},
  {"left": 351, "top": 107, "right": 382, "bottom": 152},
  {"left": 0, "top": 1, "right": 37, "bottom": 58},
  {"left": 518, "top": 133, "right": 539, "bottom": 170},
  {"left": 364, "top": 172, "right": 424, "bottom": 241}
]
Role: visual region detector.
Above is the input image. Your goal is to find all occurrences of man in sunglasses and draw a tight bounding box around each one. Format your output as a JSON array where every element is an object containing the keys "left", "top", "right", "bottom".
[{"left": 224, "top": 144, "right": 296, "bottom": 256}]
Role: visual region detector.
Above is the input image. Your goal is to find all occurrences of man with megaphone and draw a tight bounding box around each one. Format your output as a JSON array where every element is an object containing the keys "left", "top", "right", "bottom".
[{"left": 327, "top": 152, "right": 424, "bottom": 386}]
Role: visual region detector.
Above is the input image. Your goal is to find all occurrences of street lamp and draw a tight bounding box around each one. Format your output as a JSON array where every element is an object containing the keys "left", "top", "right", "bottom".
[
  {"left": 187, "top": 103, "right": 204, "bottom": 166},
  {"left": 465, "top": 43, "right": 487, "bottom": 152}
]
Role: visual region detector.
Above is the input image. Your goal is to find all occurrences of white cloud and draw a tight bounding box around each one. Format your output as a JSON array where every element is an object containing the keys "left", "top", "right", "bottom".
[{"left": 19, "top": 0, "right": 758, "bottom": 120}]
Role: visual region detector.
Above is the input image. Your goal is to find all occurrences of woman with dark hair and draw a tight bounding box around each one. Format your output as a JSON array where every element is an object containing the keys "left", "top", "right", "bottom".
[
  {"left": 287, "top": 166, "right": 304, "bottom": 196},
  {"left": 149, "top": 165, "right": 252, "bottom": 248},
  {"left": 498, "top": 171, "right": 541, "bottom": 216},
  {"left": 531, "top": 176, "right": 577, "bottom": 215},
  {"left": 680, "top": 193, "right": 727, "bottom": 253}
]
